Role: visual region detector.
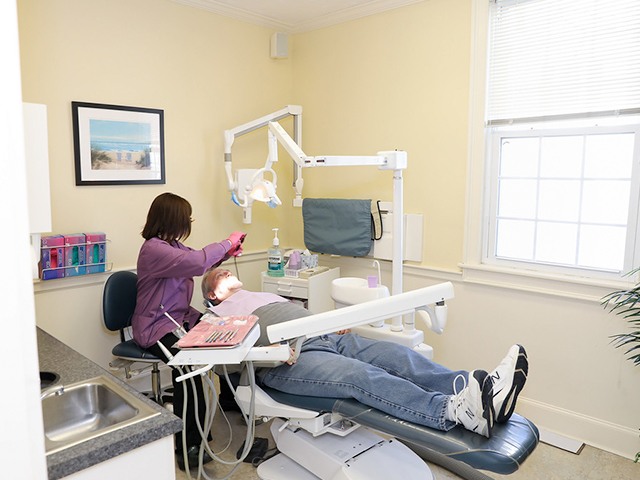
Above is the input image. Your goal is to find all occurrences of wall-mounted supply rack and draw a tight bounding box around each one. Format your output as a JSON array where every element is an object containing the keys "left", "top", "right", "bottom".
[{"left": 39, "top": 233, "right": 111, "bottom": 280}]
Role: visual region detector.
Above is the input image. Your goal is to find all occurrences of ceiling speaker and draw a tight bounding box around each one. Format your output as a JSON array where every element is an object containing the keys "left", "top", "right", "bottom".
[{"left": 270, "top": 32, "right": 288, "bottom": 59}]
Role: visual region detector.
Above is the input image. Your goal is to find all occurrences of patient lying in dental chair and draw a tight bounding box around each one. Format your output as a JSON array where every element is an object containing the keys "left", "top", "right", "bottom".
[{"left": 201, "top": 268, "right": 529, "bottom": 439}]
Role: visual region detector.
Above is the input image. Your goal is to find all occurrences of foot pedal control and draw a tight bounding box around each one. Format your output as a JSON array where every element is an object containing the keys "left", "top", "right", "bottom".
[{"left": 236, "top": 437, "right": 269, "bottom": 464}]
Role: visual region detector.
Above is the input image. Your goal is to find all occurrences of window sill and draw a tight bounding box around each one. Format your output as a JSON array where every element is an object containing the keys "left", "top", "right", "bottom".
[{"left": 459, "top": 263, "right": 633, "bottom": 303}]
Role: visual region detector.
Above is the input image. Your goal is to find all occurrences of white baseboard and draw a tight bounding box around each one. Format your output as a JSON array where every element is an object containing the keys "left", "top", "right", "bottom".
[{"left": 517, "top": 397, "right": 640, "bottom": 460}]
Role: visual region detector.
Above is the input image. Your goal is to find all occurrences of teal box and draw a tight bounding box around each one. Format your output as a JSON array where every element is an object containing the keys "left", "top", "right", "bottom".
[
  {"left": 85, "top": 232, "right": 106, "bottom": 274},
  {"left": 40, "top": 235, "right": 65, "bottom": 280},
  {"left": 64, "top": 233, "right": 86, "bottom": 277}
]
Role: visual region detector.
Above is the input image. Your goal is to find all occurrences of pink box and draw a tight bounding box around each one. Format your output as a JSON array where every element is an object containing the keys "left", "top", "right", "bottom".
[
  {"left": 85, "top": 232, "right": 107, "bottom": 274},
  {"left": 40, "top": 235, "right": 65, "bottom": 280},
  {"left": 64, "top": 234, "right": 86, "bottom": 277},
  {"left": 38, "top": 235, "right": 64, "bottom": 280}
]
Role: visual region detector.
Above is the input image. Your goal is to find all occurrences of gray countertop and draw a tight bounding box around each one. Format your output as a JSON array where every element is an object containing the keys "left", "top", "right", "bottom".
[{"left": 38, "top": 328, "right": 182, "bottom": 480}]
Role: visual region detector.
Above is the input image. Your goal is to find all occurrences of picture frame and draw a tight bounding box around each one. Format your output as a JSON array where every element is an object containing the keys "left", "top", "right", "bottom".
[{"left": 72, "top": 101, "right": 165, "bottom": 185}]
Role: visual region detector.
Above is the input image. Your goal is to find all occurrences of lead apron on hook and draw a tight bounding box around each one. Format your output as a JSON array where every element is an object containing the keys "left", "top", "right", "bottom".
[{"left": 302, "top": 198, "right": 373, "bottom": 257}]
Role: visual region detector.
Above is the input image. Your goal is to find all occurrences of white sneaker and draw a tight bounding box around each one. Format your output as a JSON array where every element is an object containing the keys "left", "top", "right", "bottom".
[
  {"left": 490, "top": 344, "right": 528, "bottom": 423},
  {"left": 449, "top": 370, "right": 494, "bottom": 438}
]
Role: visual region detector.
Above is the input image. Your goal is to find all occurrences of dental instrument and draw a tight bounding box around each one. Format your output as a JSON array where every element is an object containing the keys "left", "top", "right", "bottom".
[{"left": 160, "top": 304, "right": 187, "bottom": 338}]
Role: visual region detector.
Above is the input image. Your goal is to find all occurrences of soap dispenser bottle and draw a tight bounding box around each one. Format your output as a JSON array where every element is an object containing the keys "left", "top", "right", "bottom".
[{"left": 267, "top": 228, "right": 284, "bottom": 277}]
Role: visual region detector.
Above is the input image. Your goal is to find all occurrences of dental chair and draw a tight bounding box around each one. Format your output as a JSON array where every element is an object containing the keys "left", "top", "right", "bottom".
[
  {"left": 234, "top": 383, "right": 538, "bottom": 480},
  {"left": 231, "top": 283, "right": 539, "bottom": 480},
  {"left": 172, "top": 282, "right": 539, "bottom": 479}
]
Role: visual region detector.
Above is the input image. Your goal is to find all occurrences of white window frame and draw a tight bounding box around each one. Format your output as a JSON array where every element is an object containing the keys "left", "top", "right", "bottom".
[
  {"left": 463, "top": 0, "right": 638, "bottom": 298},
  {"left": 485, "top": 121, "right": 640, "bottom": 280}
]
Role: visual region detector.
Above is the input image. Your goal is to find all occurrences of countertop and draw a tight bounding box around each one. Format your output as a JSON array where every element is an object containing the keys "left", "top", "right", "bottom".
[{"left": 37, "top": 328, "right": 182, "bottom": 480}]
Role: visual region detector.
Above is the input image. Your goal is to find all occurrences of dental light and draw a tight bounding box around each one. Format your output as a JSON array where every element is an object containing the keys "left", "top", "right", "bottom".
[
  {"left": 228, "top": 167, "right": 282, "bottom": 223},
  {"left": 248, "top": 168, "right": 281, "bottom": 208},
  {"left": 224, "top": 105, "right": 303, "bottom": 223}
]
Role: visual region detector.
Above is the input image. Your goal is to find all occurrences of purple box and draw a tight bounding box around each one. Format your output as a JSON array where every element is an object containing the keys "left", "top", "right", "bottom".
[
  {"left": 64, "top": 233, "right": 86, "bottom": 277},
  {"left": 85, "top": 232, "right": 107, "bottom": 274},
  {"left": 40, "top": 235, "right": 65, "bottom": 280}
]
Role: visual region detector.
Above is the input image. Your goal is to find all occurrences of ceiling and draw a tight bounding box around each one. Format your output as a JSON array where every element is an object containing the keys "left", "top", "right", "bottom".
[{"left": 171, "top": 0, "right": 425, "bottom": 33}]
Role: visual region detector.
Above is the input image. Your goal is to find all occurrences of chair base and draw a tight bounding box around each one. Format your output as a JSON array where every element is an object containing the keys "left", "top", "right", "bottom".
[
  {"left": 110, "top": 357, "right": 167, "bottom": 405},
  {"left": 258, "top": 418, "right": 434, "bottom": 480},
  {"left": 259, "top": 387, "right": 539, "bottom": 478}
]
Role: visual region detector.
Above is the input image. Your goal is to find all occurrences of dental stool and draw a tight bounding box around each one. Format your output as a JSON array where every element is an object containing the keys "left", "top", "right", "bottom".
[{"left": 102, "top": 271, "right": 167, "bottom": 404}]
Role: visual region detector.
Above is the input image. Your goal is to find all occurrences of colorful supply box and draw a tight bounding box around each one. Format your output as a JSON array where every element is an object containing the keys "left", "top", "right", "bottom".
[
  {"left": 85, "top": 232, "right": 107, "bottom": 274},
  {"left": 40, "top": 235, "right": 65, "bottom": 280},
  {"left": 64, "top": 233, "right": 86, "bottom": 277}
]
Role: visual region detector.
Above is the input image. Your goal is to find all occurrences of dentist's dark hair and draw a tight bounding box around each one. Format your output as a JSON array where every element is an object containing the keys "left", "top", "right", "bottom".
[{"left": 141, "top": 192, "right": 192, "bottom": 242}]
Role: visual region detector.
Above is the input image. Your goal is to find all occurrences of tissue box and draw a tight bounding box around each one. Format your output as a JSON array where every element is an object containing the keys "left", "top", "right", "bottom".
[
  {"left": 85, "top": 232, "right": 106, "bottom": 274},
  {"left": 301, "top": 253, "right": 318, "bottom": 269},
  {"left": 40, "top": 235, "right": 65, "bottom": 280},
  {"left": 64, "top": 233, "right": 86, "bottom": 277}
]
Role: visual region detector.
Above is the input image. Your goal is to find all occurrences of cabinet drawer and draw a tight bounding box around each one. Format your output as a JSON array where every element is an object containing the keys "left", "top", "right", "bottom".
[{"left": 262, "top": 280, "right": 308, "bottom": 300}]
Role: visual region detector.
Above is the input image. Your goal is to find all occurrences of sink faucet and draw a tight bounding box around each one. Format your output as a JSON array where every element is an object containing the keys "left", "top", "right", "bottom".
[{"left": 41, "top": 385, "right": 64, "bottom": 400}]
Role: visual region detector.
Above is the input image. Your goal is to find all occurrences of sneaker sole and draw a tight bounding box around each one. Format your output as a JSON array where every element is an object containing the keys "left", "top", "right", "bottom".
[{"left": 494, "top": 345, "right": 528, "bottom": 423}]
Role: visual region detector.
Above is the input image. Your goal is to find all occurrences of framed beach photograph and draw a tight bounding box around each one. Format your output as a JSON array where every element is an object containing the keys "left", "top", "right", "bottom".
[{"left": 72, "top": 102, "right": 165, "bottom": 185}]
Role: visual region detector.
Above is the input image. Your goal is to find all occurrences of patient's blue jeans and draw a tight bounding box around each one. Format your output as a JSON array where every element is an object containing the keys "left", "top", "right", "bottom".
[{"left": 258, "top": 333, "right": 467, "bottom": 431}]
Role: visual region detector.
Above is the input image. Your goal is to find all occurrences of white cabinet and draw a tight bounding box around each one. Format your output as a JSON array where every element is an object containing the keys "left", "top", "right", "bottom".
[
  {"left": 261, "top": 267, "right": 340, "bottom": 313},
  {"left": 65, "top": 436, "right": 175, "bottom": 480},
  {"left": 23, "top": 102, "right": 52, "bottom": 234}
]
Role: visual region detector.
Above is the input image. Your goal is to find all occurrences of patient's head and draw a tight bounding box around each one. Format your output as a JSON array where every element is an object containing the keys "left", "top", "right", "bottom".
[{"left": 202, "top": 268, "right": 243, "bottom": 305}]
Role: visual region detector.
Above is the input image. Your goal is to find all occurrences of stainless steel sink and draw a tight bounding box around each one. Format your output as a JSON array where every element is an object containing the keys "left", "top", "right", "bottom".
[{"left": 42, "top": 375, "right": 160, "bottom": 455}]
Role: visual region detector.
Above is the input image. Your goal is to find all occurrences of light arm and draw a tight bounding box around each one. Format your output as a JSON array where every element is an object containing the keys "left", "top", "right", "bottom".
[
  {"left": 224, "top": 105, "right": 302, "bottom": 194},
  {"left": 224, "top": 105, "right": 302, "bottom": 154},
  {"left": 268, "top": 120, "right": 395, "bottom": 169}
]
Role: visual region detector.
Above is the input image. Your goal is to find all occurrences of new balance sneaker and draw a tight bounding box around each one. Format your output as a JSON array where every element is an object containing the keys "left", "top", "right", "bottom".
[
  {"left": 490, "top": 344, "right": 528, "bottom": 423},
  {"left": 448, "top": 369, "right": 495, "bottom": 438}
]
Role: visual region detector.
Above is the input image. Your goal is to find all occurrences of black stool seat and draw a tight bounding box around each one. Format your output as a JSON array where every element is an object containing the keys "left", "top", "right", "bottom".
[{"left": 112, "top": 340, "right": 161, "bottom": 362}]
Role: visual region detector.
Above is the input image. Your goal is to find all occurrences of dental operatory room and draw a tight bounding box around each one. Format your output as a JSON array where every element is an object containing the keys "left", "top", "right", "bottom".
[{"left": 4, "top": 0, "right": 640, "bottom": 479}]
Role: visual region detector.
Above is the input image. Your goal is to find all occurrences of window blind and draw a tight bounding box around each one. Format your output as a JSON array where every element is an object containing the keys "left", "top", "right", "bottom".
[{"left": 487, "top": 0, "right": 640, "bottom": 124}]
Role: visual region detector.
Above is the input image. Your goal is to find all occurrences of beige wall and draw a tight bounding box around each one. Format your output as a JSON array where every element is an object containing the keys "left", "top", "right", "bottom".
[
  {"left": 291, "top": 0, "right": 470, "bottom": 268},
  {"left": 19, "top": 0, "right": 640, "bottom": 461},
  {"left": 18, "top": 0, "right": 296, "bottom": 268}
]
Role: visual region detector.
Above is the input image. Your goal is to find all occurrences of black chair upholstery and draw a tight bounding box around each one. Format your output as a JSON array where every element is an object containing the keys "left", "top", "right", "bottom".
[{"left": 102, "top": 270, "right": 163, "bottom": 403}]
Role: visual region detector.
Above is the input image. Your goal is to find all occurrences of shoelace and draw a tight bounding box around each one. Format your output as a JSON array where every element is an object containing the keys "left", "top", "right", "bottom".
[{"left": 450, "top": 373, "right": 467, "bottom": 422}]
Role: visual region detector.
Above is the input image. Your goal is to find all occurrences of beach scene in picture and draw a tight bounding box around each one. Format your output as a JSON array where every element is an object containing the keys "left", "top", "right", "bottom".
[{"left": 89, "top": 119, "right": 153, "bottom": 170}]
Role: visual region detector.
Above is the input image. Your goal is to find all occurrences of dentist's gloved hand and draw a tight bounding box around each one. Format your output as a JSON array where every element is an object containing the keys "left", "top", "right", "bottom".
[{"left": 227, "top": 231, "right": 246, "bottom": 256}]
